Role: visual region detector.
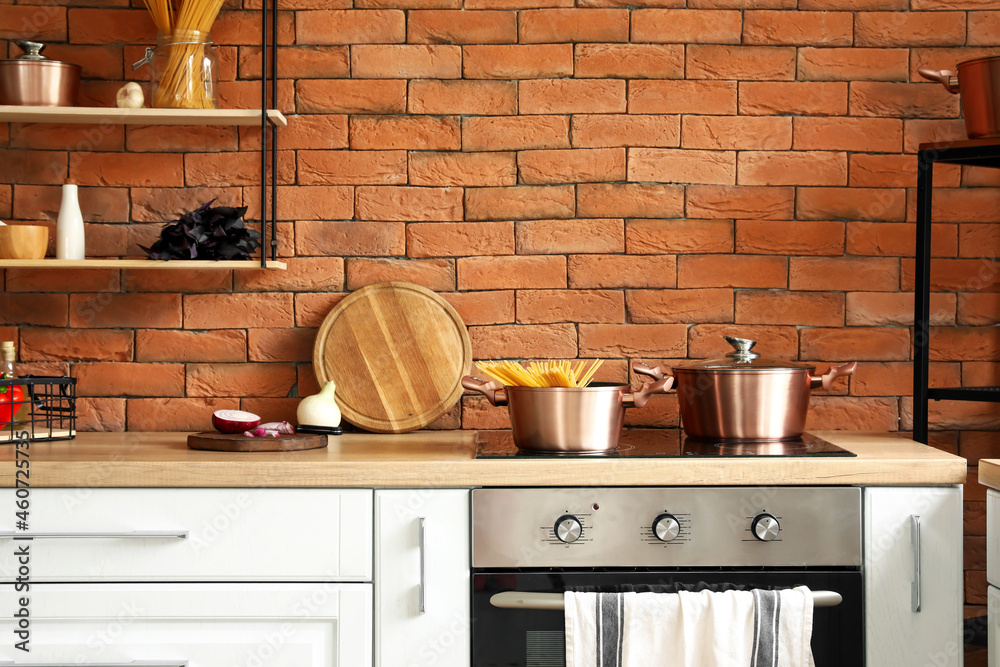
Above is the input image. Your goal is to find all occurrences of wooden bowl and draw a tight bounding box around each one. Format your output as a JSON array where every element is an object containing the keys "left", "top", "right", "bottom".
[{"left": 0, "top": 225, "right": 49, "bottom": 260}]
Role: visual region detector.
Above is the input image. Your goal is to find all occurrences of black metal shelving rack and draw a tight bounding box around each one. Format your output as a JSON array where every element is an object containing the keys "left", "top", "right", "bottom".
[{"left": 913, "top": 138, "right": 1000, "bottom": 443}]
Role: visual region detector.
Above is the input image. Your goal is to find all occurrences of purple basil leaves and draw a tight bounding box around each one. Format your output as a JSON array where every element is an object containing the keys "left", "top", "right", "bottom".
[{"left": 140, "top": 200, "right": 262, "bottom": 261}]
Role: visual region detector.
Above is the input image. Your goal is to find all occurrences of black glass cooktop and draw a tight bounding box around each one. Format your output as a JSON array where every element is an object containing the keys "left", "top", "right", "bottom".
[{"left": 474, "top": 430, "right": 856, "bottom": 459}]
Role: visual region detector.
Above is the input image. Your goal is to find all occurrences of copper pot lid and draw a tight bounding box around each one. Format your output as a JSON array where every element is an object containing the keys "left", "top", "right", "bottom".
[
  {"left": 674, "top": 336, "right": 815, "bottom": 372},
  {"left": 2, "top": 39, "right": 80, "bottom": 69}
]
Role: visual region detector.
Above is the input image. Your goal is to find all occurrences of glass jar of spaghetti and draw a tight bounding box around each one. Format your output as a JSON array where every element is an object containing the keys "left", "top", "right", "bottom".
[{"left": 150, "top": 29, "right": 218, "bottom": 109}]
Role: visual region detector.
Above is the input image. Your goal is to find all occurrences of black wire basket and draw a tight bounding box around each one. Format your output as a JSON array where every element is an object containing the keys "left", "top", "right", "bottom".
[{"left": 0, "top": 376, "right": 76, "bottom": 443}]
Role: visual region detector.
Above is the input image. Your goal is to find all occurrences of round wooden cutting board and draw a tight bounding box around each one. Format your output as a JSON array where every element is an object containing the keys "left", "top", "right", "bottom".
[
  {"left": 313, "top": 282, "right": 472, "bottom": 434},
  {"left": 187, "top": 432, "right": 327, "bottom": 452}
]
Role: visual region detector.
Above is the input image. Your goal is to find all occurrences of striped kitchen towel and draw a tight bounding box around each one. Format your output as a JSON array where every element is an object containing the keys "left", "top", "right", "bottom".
[{"left": 564, "top": 587, "right": 815, "bottom": 667}]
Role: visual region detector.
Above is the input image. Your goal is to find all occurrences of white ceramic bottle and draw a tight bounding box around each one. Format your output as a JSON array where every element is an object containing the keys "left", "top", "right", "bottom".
[{"left": 56, "top": 179, "right": 85, "bottom": 260}]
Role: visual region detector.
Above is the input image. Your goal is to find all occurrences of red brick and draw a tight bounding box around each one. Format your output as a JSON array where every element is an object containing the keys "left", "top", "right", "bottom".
[
  {"left": 0, "top": 186, "right": 10, "bottom": 219},
  {"left": 470, "top": 324, "right": 577, "bottom": 359},
  {"left": 922, "top": 189, "right": 1000, "bottom": 224},
  {"left": 793, "top": 117, "right": 902, "bottom": 152},
  {"left": 296, "top": 221, "right": 405, "bottom": 256},
  {"left": 929, "top": 327, "right": 1000, "bottom": 362},
  {"left": 738, "top": 151, "right": 847, "bottom": 186},
  {"left": 345, "top": 258, "right": 456, "bottom": 291},
  {"left": 184, "top": 293, "right": 294, "bottom": 329},
  {"left": 520, "top": 79, "right": 625, "bottom": 114},
  {"left": 410, "top": 80, "right": 516, "bottom": 115},
  {"left": 357, "top": 186, "right": 462, "bottom": 221},
  {"left": 516, "top": 218, "right": 625, "bottom": 254},
  {"left": 355, "top": 0, "right": 461, "bottom": 9},
  {"left": 790, "top": 257, "right": 899, "bottom": 291},
  {"left": 521, "top": 148, "right": 626, "bottom": 184},
  {"left": 464, "top": 44, "right": 572, "bottom": 79},
  {"left": 185, "top": 151, "right": 295, "bottom": 188},
  {"left": 963, "top": 362, "right": 1000, "bottom": 387},
  {"left": 20, "top": 328, "right": 133, "bottom": 362},
  {"left": 847, "top": 292, "right": 955, "bottom": 326},
  {"left": 298, "top": 150, "right": 406, "bottom": 186},
  {"left": 577, "top": 183, "right": 683, "bottom": 218},
  {"left": 77, "top": 398, "right": 127, "bottom": 432},
  {"left": 130, "top": 187, "right": 243, "bottom": 223},
  {"left": 687, "top": 45, "right": 795, "bottom": 81},
  {"left": 927, "top": 401, "right": 1000, "bottom": 433},
  {"left": 801, "top": 327, "right": 910, "bottom": 361},
  {"left": 69, "top": 8, "right": 152, "bottom": 44},
  {"left": 11, "top": 123, "right": 124, "bottom": 152},
  {"left": 632, "top": 9, "right": 741, "bottom": 44},
  {"left": 214, "top": 10, "right": 296, "bottom": 45},
  {"left": 796, "top": 187, "right": 906, "bottom": 222},
  {"left": 850, "top": 361, "right": 960, "bottom": 397},
  {"left": 678, "top": 255, "right": 787, "bottom": 289},
  {"left": 517, "top": 290, "right": 625, "bottom": 323},
  {"left": 807, "top": 397, "right": 900, "bottom": 431},
  {"left": 629, "top": 148, "right": 735, "bottom": 185},
  {"left": 689, "top": 0, "right": 793, "bottom": 8},
  {"left": 6, "top": 267, "right": 119, "bottom": 293},
  {"left": 519, "top": 8, "right": 629, "bottom": 43},
  {"left": 849, "top": 154, "right": 918, "bottom": 188},
  {"left": 736, "top": 290, "right": 845, "bottom": 327},
  {"left": 136, "top": 330, "right": 247, "bottom": 363},
  {"left": 69, "top": 293, "right": 181, "bottom": 328},
  {"left": 461, "top": 396, "right": 509, "bottom": 430},
  {"left": 351, "top": 44, "right": 461, "bottom": 78},
  {"left": 847, "top": 221, "right": 956, "bottom": 257},
  {"left": 627, "top": 219, "right": 733, "bottom": 254},
  {"left": 408, "top": 221, "right": 514, "bottom": 257},
  {"left": 187, "top": 363, "right": 297, "bottom": 397},
  {"left": 569, "top": 255, "right": 677, "bottom": 289},
  {"left": 441, "top": 291, "right": 514, "bottom": 325},
  {"left": 738, "top": 82, "right": 848, "bottom": 116},
  {"left": 409, "top": 152, "right": 516, "bottom": 187},
  {"left": 248, "top": 328, "right": 315, "bottom": 362},
  {"left": 959, "top": 294, "right": 1000, "bottom": 326},
  {"left": 125, "top": 126, "right": 237, "bottom": 153},
  {"left": 457, "top": 256, "right": 566, "bottom": 290},
  {"left": 630, "top": 81, "right": 736, "bottom": 115},
  {"left": 235, "top": 256, "right": 345, "bottom": 292},
  {"left": 969, "top": 11, "right": 1000, "bottom": 45},
  {"left": 462, "top": 116, "right": 570, "bottom": 151},
  {"left": 239, "top": 45, "right": 349, "bottom": 79},
  {"left": 573, "top": 115, "right": 680, "bottom": 149},
  {"left": 743, "top": 10, "right": 852, "bottom": 46},
  {"left": 574, "top": 44, "right": 683, "bottom": 79},
  {"left": 797, "top": 47, "right": 909, "bottom": 82},
  {"left": 862, "top": 12, "right": 967, "bottom": 47},
  {"left": 901, "top": 258, "right": 1000, "bottom": 293},
  {"left": 466, "top": 185, "right": 575, "bottom": 220},
  {"left": 850, "top": 82, "right": 959, "bottom": 119},
  {"left": 579, "top": 323, "right": 687, "bottom": 358},
  {"left": 15, "top": 185, "right": 129, "bottom": 225},
  {"left": 121, "top": 270, "right": 232, "bottom": 294},
  {"left": 628, "top": 288, "right": 733, "bottom": 324},
  {"left": 2, "top": 6, "right": 66, "bottom": 41},
  {"left": 735, "top": 220, "right": 844, "bottom": 256},
  {"left": 962, "top": 166, "right": 1000, "bottom": 188},
  {"left": 241, "top": 114, "right": 348, "bottom": 151},
  {"left": 296, "top": 9, "right": 404, "bottom": 44},
  {"left": 0, "top": 150, "right": 66, "bottom": 185},
  {"left": 682, "top": 116, "right": 791, "bottom": 150},
  {"left": 295, "top": 293, "right": 347, "bottom": 327},
  {"left": 126, "top": 398, "right": 239, "bottom": 432},
  {"left": 407, "top": 9, "right": 515, "bottom": 42},
  {"left": 686, "top": 185, "right": 794, "bottom": 220},
  {"left": 902, "top": 119, "right": 967, "bottom": 153},
  {"left": 73, "top": 362, "right": 184, "bottom": 397},
  {"left": 244, "top": 185, "right": 351, "bottom": 222},
  {"left": 296, "top": 79, "right": 406, "bottom": 114}
]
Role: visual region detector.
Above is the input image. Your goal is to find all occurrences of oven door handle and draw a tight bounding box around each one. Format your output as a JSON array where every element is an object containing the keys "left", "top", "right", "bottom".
[{"left": 489, "top": 589, "right": 843, "bottom": 610}]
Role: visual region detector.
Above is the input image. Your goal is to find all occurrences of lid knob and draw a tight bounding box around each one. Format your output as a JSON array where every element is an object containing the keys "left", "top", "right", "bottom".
[
  {"left": 724, "top": 336, "right": 760, "bottom": 363},
  {"left": 14, "top": 40, "right": 49, "bottom": 61}
]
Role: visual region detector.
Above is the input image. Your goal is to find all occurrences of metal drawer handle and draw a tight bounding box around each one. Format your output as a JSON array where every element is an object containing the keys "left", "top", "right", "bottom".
[
  {"left": 418, "top": 516, "right": 426, "bottom": 615},
  {"left": 911, "top": 514, "right": 921, "bottom": 613},
  {"left": 490, "top": 589, "right": 843, "bottom": 610},
  {"left": 0, "top": 531, "right": 188, "bottom": 540},
  {"left": 0, "top": 662, "right": 187, "bottom": 666}
]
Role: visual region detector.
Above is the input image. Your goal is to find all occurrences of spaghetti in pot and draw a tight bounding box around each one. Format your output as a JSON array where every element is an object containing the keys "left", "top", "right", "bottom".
[{"left": 476, "top": 359, "right": 604, "bottom": 388}]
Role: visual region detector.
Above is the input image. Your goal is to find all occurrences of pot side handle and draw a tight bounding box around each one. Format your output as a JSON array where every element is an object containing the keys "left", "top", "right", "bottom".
[
  {"left": 810, "top": 361, "right": 858, "bottom": 390},
  {"left": 461, "top": 375, "right": 508, "bottom": 407},
  {"left": 918, "top": 68, "right": 959, "bottom": 93},
  {"left": 632, "top": 360, "right": 667, "bottom": 381},
  {"left": 624, "top": 376, "right": 675, "bottom": 409}
]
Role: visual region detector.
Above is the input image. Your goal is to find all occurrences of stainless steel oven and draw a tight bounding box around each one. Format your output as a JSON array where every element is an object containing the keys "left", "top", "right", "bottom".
[{"left": 471, "top": 487, "right": 864, "bottom": 667}]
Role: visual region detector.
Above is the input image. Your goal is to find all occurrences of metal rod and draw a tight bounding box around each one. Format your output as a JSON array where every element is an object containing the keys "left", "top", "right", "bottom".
[
  {"left": 910, "top": 514, "right": 921, "bottom": 613},
  {"left": 259, "top": 0, "right": 269, "bottom": 268},
  {"left": 270, "top": 0, "right": 278, "bottom": 262},
  {"left": 489, "top": 589, "right": 843, "bottom": 611},
  {"left": 0, "top": 531, "right": 188, "bottom": 539},
  {"left": 912, "top": 148, "right": 935, "bottom": 444},
  {"left": 418, "top": 517, "right": 426, "bottom": 614}
]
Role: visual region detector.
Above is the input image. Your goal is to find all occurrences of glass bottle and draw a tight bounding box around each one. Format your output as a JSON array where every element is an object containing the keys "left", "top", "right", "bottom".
[{"left": 0, "top": 341, "right": 27, "bottom": 428}]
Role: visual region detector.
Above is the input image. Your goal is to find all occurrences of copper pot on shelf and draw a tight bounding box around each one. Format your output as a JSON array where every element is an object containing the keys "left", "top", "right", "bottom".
[
  {"left": 0, "top": 40, "right": 80, "bottom": 107},
  {"left": 920, "top": 56, "right": 1000, "bottom": 139}
]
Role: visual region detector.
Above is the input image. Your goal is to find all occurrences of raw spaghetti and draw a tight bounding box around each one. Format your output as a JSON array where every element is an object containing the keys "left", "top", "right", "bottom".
[
  {"left": 142, "top": 0, "right": 224, "bottom": 108},
  {"left": 476, "top": 359, "right": 604, "bottom": 388}
]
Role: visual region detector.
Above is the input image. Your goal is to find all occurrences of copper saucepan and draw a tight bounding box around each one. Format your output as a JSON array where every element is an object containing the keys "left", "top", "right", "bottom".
[
  {"left": 462, "top": 373, "right": 674, "bottom": 454},
  {"left": 920, "top": 56, "right": 1000, "bottom": 139},
  {"left": 634, "top": 336, "right": 857, "bottom": 441}
]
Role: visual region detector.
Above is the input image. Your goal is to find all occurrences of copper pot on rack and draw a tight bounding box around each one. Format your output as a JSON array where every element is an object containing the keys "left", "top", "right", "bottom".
[
  {"left": 920, "top": 56, "right": 1000, "bottom": 139},
  {"left": 0, "top": 40, "right": 80, "bottom": 106}
]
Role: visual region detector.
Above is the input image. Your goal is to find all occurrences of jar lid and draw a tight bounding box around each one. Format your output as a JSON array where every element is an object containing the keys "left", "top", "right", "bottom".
[{"left": 675, "top": 336, "right": 815, "bottom": 371}]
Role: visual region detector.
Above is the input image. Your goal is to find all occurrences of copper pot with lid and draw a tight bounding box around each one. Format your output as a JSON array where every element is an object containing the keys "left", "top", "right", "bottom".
[
  {"left": 634, "top": 336, "right": 857, "bottom": 441},
  {"left": 0, "top": 40, "right": 81, "bottom": 106},
  {"left": 920, "top": 56, "right": 1000, "bottom": 139}
]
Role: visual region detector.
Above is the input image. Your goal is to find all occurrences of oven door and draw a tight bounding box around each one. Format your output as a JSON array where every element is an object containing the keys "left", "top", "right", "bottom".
[{"left": 472, "top": 569, "right": 863, "bottom": 667}]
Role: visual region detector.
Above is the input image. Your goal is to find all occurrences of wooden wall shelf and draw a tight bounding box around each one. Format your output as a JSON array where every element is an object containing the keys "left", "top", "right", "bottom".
[
  {"left": 0, "top": 258, "right": 286, "bottom": 270},
  {"left": 0, "top": 106, "right": 287, "bottom": 127}
]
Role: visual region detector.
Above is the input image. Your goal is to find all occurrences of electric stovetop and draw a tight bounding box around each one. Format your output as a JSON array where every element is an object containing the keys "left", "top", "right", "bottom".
[{"left": 474, "top": 430, "right": 856, "bottom": 459}]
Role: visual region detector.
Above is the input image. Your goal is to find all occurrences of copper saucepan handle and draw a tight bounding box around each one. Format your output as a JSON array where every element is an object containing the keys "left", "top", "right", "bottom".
[
  {"left": 622, "top": 376, "right": 675, "bottom": 409},
  {"left": 918, "top": 68, "right": 959, "bottom": 94},
  {"left": 461, "top": 375, "right": 507, "bottom": 406},
  {"left": 810, "top": 361, "right": 858, "bottom": 390},
  {"left": 632, "top": 360, "right": 667, "bottom": 382}
]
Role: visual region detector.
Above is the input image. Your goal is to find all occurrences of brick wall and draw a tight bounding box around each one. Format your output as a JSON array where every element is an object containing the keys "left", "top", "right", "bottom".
[{"left": 1, "top": 0, "right": 998, "bottom": 612}]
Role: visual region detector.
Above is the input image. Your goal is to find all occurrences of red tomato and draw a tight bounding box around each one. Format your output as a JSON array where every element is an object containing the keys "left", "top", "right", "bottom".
[{"left": 0, "top": 384, "right": 25, "bottom": 427}]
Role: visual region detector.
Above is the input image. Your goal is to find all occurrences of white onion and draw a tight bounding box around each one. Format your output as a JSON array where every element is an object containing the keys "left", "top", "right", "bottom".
[{"left": 297, "top": 381, "right": 341, "bottom": 427}]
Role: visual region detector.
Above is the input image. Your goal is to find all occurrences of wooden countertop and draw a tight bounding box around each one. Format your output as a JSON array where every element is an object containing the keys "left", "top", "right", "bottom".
[
  {"left": 0, "top": 430, "right": 966, "bottom": 487},
  {"left": 979, "top": 459, "right": 1000, "bottom": 490}
]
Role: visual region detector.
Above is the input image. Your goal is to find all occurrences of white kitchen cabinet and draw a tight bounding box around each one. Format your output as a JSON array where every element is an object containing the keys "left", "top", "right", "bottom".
[
  {"left": 865, "top": 486, "right": 964, "bottom": 667},
  {"left": 0, "top": 583, "right": 372, "bottom": 665},
  {"left": 375, "top": 489, "right": 470, "bottom": 667}
]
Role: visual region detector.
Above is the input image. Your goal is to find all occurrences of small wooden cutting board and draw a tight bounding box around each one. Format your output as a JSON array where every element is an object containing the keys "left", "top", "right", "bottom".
[{"left": 187, "top": 432, "right": 327, "bottom": 452}]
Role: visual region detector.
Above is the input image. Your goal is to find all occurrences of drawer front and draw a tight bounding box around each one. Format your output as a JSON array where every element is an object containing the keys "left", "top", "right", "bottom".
[
  {"left": 0, "top": 488, "right": 372, "bottom": 582},
  {"left": 0, "top": 583, "right": 372, "bottom": 666},
  {"left": 990, "top": 489, "right": 1000, "bottom": 588}
]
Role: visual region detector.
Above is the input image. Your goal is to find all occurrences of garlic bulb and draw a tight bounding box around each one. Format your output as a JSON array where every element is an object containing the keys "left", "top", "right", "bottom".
[
  {"left": 116, "top": 82, "right": 145, "bottom": 109},
  {"left": 297, "top": 381, "right": 341, "bottom": 427}
]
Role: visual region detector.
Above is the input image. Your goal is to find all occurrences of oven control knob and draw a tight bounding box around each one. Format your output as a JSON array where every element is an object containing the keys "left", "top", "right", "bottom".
[
  {"left": 652, "top": 513, "right": 681, "bottom": 542},
  {"left": 751, "top": 513, "right": 780, "bottom": 542},
  {"left": 554, "top": 515, "right": 583, "bottom": 543}
]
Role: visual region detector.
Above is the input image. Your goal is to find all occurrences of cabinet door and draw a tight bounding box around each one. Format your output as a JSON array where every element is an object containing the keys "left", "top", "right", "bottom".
[
  {"left": 375, "top": 489, "right": 469, "bottom": 667},
  {"left": 865, "top": 486, "right": 963, "bottom": 667},
  {"left": 0, "top": 583, "right": 372, "bottom": 666}
]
